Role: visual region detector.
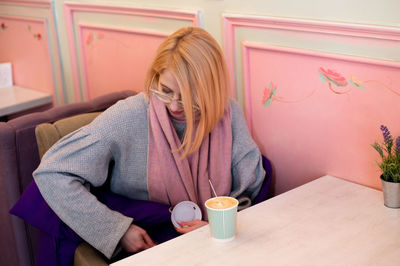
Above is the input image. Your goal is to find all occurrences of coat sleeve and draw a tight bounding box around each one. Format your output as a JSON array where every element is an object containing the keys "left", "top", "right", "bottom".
[
  {"left": 33, "top": 109, "right": 133, "bottom": 259},
  {"left": 229, "top": 99, "right": 265, "bottom": 200}
]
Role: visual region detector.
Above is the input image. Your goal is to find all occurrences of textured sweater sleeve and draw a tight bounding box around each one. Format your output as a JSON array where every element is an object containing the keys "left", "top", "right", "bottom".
[
  {"left": 33, "top": 102, "right": 135, "bottom": 259},
  {"left": 229, "top": 99, "right": 265, "bottom": 200}
]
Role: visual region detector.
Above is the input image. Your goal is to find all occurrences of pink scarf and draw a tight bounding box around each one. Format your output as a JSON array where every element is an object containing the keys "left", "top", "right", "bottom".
[{"left": 147, "top": 96, "right": 232, "bottom": 219}]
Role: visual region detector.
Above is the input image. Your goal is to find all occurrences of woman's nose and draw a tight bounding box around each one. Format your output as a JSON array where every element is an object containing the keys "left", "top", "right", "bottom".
[
  {"left": 169, "top": 96, "right": 181, "bottom": 111},
  {"left": 169, "top": 101, "right": 179, "bottom": 111}
]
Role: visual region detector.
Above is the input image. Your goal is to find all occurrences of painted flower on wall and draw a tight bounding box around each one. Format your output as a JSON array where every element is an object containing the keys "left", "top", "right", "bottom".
[
  {"left": 97, "top": 33, "right": 104, "bottom": 39},
  {"left": 318, "top": 67, "right": 347, "bottom": 87},
  {"left": 86, "top": 33, "right": 93, "bottom": 45},
  {"left": 34, "top": 33, "right": 42, "bottom": 40},
  {"left": 86, "top": 32, "right": 105, "bottom": 45},
  {"left": 262, "top": 66, "right": 396, "bottom": 108},
  {"left": 262, "top": 82, "right": 276, "bottom": 107},
  {"left": 318, "top": 67, "right": 357, "bottom": 94},
  {"left": 27, "top": 25, "right": 42, "bottom": 40},
  {"left": 318, "top": 67, "right": 370, "bottom": 95},
  {"left": 1, "top": 23, "right": 7, "bottom": 30}
]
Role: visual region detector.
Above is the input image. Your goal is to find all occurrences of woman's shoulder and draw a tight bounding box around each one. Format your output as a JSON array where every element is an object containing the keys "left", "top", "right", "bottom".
[
  {"left": 108, "top": 92, "right": 148, "bottom": 115},
  {"left": 98, "top": 92, "right": 147, "bottom": 118},
  {"left": 228, "top": 98, "right": 245, "bottom": 123},
  {"left": 88, "top": 92, "right": 149, "bottom": 134}
]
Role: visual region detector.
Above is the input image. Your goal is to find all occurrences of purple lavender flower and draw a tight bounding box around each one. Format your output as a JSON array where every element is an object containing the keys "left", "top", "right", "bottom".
[
  {"left": 396, "top": 136, "right": 400, "bottom": 154},
  {"left": 380, "top": 125, "right": 393, "bottom": 145}
]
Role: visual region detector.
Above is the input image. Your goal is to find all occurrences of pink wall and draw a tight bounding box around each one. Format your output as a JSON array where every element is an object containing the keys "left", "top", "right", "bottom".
[
  {"left": 0, "top": 0, "right": 64, "bottom": 105},
  {"left": 225, "top": 15, "right": 400, "bottom": 195},
  {"left": 244, "top": 42, "right": 400, "bottom": 194},
  {"left": 0, "top": 16, "right": 53, "bottom": 95},
  {"left": 64, "top": 3, "right": 200, "bottom": 101},
  {"left": 80, "top": 26, "right": 167, "bottom": 99}
]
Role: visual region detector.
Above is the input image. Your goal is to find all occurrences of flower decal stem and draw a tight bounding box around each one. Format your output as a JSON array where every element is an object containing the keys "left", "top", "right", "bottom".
[
  {"left": 261, "top": 82, "right": 316, "bottom": 108},
  {"left": 327, "top": 82, "right": 351, "bottom": 94},
  {"left": 262, "top": 66, "right": 398, "bottom": 108}
]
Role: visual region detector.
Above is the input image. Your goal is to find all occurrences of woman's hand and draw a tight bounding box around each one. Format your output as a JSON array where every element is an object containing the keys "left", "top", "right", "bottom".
[
  {"left": 120, "top": 224, "right": 156, "bottom": 253},
  {"left": 175, "top": 220, "right": 208, "bottom": 234}
]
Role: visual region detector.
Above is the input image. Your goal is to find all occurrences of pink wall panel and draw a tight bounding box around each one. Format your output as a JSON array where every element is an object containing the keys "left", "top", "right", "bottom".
[
  {"left": 223, "top": 14, "right": 400, "bottom": 99},
  {"left": 0, "top": 16, "right": 53, "bottom": 95},
  {"left": 242, "top": 42, "right": 400, "bottom": 194},
  {"left": 64, "top": 3, "right": 200, "bottom": 101},
  {"left": 80, "top": 26, "right": 167, "bottom": 99}
]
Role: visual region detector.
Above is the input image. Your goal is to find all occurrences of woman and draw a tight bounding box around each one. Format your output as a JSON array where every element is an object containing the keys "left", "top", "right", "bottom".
[{"left": 33, "top": 27, "right": 265, "bottom": 260}]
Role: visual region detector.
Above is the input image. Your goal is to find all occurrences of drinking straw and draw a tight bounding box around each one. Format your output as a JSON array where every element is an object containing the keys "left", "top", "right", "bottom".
[{"left": 208, "top": 178, "right": 218, "bottom": 197}]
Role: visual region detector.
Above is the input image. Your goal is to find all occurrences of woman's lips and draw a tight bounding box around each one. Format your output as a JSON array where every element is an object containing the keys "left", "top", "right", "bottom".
[{"left": 170, "top": 110, "right": 183, "bottom": 115}]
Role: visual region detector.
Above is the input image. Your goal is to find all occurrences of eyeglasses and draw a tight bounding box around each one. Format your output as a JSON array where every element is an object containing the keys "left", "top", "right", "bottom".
[
  {"left": 149, "top": 76, "right": 200, "bottom": 111},
  {"left": 149, "top": 88, "right": 183, "bottom": 107}
]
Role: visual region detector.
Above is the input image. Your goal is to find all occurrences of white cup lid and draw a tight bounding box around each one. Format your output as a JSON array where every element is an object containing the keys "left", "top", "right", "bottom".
[{"left": 171, "top": 201, "right": 202, "bottom": 228}]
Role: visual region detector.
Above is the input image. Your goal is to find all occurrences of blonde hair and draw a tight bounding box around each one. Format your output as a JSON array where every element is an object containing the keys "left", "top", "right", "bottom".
[{"left": 144, "top": 27, "right": 229, "bottom": 158}]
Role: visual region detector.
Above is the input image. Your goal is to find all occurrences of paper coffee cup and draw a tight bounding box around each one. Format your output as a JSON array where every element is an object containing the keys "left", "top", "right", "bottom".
[{"left": 205, "top": 196, "right": 239, "bottom": 242}]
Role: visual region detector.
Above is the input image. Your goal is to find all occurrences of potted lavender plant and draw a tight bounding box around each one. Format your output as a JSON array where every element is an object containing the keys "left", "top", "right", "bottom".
[{"left": 371, "top": 125, "right": 400, "bottom": 208}]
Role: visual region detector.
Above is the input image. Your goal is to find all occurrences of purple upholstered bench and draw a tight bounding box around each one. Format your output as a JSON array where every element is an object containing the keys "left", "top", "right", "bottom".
[{"left": 0, "top": 91, "right": 135, "bottom": 266}]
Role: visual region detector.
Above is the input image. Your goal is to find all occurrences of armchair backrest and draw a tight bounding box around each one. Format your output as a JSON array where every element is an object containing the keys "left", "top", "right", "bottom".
[
  {"left": 0, "top": 90, "right": 136, "bottom": 266},
  {"left": 35, "top": 112, "right": 101, "bottom": 159}
]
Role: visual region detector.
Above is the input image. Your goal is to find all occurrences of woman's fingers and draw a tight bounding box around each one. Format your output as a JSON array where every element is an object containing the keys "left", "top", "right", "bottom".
[
  {"left": 142, "top": 230, "right": 156, "bottom": 248},
  {"left": 178, "top": 220, "right": 200, "bottom": 227},
  {"left": 175, "top": 220, "right": 208, "bottom": 234},
  {"left": 121, "top": 224, "right": 156, "bottom": 253}
]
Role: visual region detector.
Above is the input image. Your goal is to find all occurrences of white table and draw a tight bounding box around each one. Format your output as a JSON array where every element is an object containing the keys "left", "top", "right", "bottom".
[
  {"left": 0, "top": 86, "right": 52, "bottom": 117},
  {"left": 111, "top": 175, "right": 400, "bottom": 266}
]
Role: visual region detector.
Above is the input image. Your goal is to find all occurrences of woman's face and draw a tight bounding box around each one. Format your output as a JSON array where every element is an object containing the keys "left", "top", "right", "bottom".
[{"left": 158, "top": 70, "right": 186, "bottom": 120}]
